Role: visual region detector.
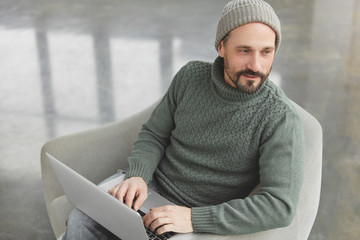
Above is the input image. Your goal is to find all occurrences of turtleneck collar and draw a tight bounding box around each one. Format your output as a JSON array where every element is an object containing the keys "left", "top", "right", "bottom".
[{"left": 211, "top": 56, "right": 268, "bottom": 103}]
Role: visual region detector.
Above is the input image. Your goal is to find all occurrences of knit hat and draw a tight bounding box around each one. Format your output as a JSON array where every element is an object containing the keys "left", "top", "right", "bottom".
[{"left": 215, "top": 0, "right": 281, "bottom": 51}]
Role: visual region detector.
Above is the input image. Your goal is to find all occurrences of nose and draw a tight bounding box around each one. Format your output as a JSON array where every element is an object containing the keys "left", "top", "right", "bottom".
[{"left": 246, "top": 53, "right": 261, "bottom": 73}]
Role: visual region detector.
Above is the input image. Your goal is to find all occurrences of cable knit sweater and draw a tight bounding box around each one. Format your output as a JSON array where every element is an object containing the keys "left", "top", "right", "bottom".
[{"left": 125, "top": 57, "right": 305, "bottom": 235}]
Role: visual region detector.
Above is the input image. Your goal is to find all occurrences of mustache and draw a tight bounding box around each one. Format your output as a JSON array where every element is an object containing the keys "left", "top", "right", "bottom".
[{"left": 235, "top": 69, "right": 267, "bottom": 79}]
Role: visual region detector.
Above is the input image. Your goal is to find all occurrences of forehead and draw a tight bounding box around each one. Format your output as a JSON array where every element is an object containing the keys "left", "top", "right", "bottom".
[{"left": 227, "top": 22, "right": 276, "bottom": 48}]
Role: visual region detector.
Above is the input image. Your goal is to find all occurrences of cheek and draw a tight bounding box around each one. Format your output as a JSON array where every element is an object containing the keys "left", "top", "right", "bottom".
[
  {"left": 227, "top": 56, "right": 248, "bottom": 71},
  {"left": 261, "top": 59, "right": 274, "bottom": 73}
]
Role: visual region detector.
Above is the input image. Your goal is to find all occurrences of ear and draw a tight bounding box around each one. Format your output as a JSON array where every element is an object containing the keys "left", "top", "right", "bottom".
[{"left": 217, "top": 41, "right": 225, "bottom": 57}]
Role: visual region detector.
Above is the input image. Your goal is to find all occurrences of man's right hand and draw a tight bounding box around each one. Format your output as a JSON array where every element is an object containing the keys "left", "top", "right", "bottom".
[{"left": 108, "top": 177, "right": 148, "bottom": 211}]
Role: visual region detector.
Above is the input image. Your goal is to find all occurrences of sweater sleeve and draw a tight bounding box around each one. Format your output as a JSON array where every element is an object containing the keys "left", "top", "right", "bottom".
[
  {"left": 125, "top": 65, "right": 186, "bottom": 183},
  {"left": 191, "top": 109, "right": 305, "bottom": 235}
]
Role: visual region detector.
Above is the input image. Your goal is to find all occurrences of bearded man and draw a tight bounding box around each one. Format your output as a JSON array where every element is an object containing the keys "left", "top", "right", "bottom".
[{"left": 64, "top": 0, "right": 305, "bottom": 239}]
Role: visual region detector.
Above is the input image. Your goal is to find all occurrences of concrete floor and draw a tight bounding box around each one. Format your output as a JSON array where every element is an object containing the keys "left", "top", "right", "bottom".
[{"left": 0, "top": 0, "right": 359, "bottom": 239}]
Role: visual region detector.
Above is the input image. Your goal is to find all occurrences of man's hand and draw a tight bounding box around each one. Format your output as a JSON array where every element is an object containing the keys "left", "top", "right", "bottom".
[
  {"left": 142, "top": 205, "right": 193, "bottom": 235},
  {"left": 108, "top": 177, "right": 147, "bottom": 211}
]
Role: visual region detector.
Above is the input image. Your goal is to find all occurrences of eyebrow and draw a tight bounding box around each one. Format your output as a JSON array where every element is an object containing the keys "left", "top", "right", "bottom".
[{"left": 236, "top": 45, "right": 275, "bottom": 51}]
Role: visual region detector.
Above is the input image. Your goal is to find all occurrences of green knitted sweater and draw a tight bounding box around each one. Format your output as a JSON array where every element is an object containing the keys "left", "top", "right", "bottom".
[{"left": 125, "top": 57, "right": 305, "bottom": 235}]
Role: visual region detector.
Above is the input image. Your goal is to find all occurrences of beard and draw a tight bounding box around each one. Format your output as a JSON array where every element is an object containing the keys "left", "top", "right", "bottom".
[{"left": 224, "top": 60, "right": 271, "bottom": 94}]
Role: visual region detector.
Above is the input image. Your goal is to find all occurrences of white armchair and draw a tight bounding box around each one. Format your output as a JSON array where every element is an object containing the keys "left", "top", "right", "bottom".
[{"left": 41, "top": 100, "right": 322, "bottom": 240}]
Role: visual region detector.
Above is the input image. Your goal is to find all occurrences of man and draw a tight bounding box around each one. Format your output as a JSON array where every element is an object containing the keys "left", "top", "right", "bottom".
[{"left": 65, "top": 0, "right": 305, "bottom": 238}]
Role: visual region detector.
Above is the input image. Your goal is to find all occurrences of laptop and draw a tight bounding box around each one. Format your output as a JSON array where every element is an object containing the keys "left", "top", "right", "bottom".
[{"left": 46, "top": 152, "right": 198, "bottom": 240}]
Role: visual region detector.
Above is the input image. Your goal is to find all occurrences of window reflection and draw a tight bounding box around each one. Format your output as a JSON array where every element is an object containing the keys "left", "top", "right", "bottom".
[
  {"left": 48, "top": 31, "right": 97, "bottom": 121},
  {"left": 0, "top": 28, "right": 40, "bottom": 114},
  {"left": 172, "top": 38, "right": 188, "bottom": 75},
  {"left": 110, "top": 38, "right": 162, "bottom": 118}
]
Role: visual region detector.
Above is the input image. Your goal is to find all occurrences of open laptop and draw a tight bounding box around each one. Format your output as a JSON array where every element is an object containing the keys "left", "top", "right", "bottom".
[{"left": 46, "top": 152, "right": 198, "bottom": 240}]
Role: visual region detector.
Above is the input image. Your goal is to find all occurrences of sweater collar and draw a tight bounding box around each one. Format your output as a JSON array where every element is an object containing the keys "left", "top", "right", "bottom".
[{"left": 211, "top": 56, "right": 268, "bottom": 103}]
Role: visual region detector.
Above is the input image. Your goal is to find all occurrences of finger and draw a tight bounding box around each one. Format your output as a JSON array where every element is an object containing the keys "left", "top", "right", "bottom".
[
  {"left": 115, "top": 183, "right": 128, "bottom": 203},
  {"left": 108, "top": 184, "right": 120, "bottom": 197},
  {"left": 133, "top": 190, "right": 147, "bottom": 211},
  {"left": 143, "top": 209, "right": 166, "bottom": 228},
  {"left": 144, "top": 206, "right": 194, "bottom": 234},
  {"left": 156, "top": 224, "right": 175, "bottom": 235},
  {"left": 124, "top": 185, "right": 137, "bottom": 208},
  {"left": 150, "top": 217, "right": 172, "bottom": 233}
]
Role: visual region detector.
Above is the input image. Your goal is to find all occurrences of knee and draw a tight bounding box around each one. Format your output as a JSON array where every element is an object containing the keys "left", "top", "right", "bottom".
[{"left": 64, "top": 208, "right": 95, "bottom": 240}]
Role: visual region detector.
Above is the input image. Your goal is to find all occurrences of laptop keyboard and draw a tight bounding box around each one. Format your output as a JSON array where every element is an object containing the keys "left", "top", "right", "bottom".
[{"left": 138, "top": 210, "right": 176, "bottom": 240}]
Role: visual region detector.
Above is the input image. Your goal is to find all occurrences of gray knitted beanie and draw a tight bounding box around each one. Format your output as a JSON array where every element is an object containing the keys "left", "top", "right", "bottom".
[{"left": 215, "top": 0, "right": 281, "bottom": 51}]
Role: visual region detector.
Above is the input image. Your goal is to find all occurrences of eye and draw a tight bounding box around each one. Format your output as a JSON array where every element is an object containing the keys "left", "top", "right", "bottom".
[
  {"left": 263, "top": 49, "right": 274, "bottom": 55},
  {"left": 238, "top": 49, "right": 249, "bottom": 54}
]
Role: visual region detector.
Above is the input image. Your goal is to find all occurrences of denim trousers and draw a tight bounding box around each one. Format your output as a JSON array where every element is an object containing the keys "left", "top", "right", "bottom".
[{"left": 63, "top": 172, "right": 158, "bottom": 240}]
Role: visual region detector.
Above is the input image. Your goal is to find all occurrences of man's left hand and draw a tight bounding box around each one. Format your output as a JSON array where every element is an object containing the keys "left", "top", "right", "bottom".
[{"left": 142, "top": 205, "right": 193, "bottom": 235}]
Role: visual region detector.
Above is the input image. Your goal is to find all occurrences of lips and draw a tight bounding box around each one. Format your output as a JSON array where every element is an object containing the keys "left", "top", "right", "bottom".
[
  {"left": 235, "top": 69, "right": 266, "bottom": 81},
  {"left": 243, "top": 74, "right": 260, "bottom": 79}
]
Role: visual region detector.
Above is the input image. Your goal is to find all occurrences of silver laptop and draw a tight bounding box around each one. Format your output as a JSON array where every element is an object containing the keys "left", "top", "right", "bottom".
[{"left": 46, "top": 152, "right": 198, "bottom": 240}]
